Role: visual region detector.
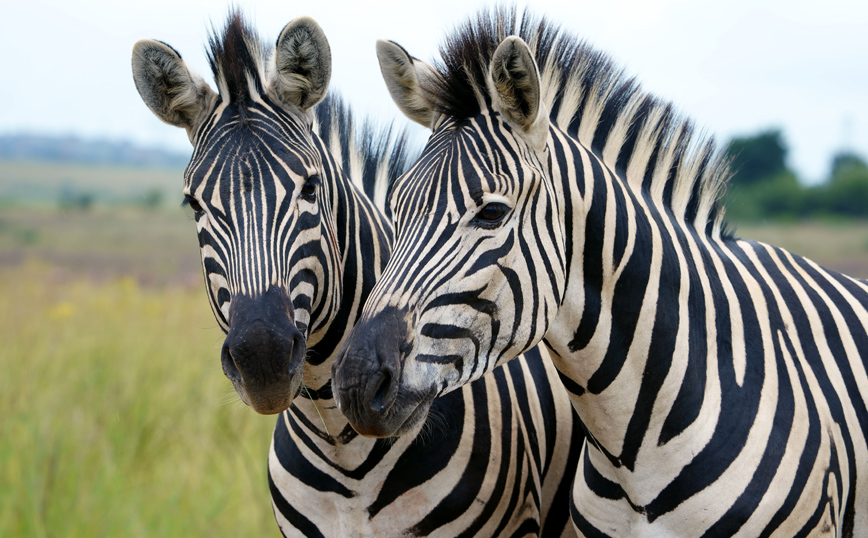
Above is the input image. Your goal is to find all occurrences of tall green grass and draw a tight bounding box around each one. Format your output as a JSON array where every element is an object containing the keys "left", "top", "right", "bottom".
[{"left": 0, "top": 263, "right": 280, "bottom": 537}]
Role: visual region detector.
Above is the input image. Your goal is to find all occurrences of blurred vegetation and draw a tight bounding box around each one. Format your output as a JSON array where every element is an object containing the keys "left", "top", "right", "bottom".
[
  {"left": 0, "top": 206, "right": 202, "bottom": 285},
  {"left": 0, "top": 160, "right": 183, "bottom": 209},
  {"left": 724, "top": 129, "right": 868, "bottom": 223},
  {"left": 0, "top": 134, "right": 189, "bottom": 168},
  {"left": 0, "top": 263, "right": 280, "bottom": 537}
]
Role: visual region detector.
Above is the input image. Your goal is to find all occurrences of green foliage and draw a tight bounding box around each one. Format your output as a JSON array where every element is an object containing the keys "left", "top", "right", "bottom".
[
  {"left": 138, "top": 188, "right": 165, "bottom": 210},
  {"left": 830, "top": 151, "right": 868, "bottom": 178},
  {"left": 0, "top": 265, "right": 281, "bottom": 537},
  {"left": 726, "top": 129, "right": 788, "bottom": 187},
  {"left": 723, "top": 130, "right": 868, "bottom": 223},
  {"left": 817, "top": 155, "right": 868, "bottom": 218},
  {"left": 725, "top": 171, "right": 804, "bottom": 222},
  {"left": 58, "top": 186, "right": 95, "bottom": 212}
]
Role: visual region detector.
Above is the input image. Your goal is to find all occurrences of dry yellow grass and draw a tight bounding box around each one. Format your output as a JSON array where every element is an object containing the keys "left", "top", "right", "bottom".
[
  {"left": 0, "top": 262, "right": 280, "bottom": 537},
  {"left": 734, "top": 220, "right": 868, "bottom": 279}
]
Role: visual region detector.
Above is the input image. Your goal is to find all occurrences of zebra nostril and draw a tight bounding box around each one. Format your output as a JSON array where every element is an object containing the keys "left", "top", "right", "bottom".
[
  {"left": 221, "top": 344, "right": 242, "bottom": 383},
  {"left": 369, "top": 369, "right": 394, "bottom": 413}
]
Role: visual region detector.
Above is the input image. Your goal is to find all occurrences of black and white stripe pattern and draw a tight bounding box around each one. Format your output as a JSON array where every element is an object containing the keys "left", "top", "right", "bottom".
[
  {"left": 334, "top": 7, "right": 868, "bottom": 536},
  {"left": 133, "top": 11, "right": 580, "bottom": 537}
]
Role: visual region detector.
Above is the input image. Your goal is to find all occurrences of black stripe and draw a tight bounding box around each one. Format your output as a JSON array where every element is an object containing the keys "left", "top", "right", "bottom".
[
  {"left": 268, "top": 468, "right": 326, "bottom": 538},
  {"left": 271, "top": 413, "right": 354, "bottom": 498}
]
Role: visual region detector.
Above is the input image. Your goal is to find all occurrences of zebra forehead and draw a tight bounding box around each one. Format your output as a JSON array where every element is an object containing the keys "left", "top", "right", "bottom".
[
  {"left": 191, "top": 122, "right": 315, "bottom": 173},
  {"left": 395, "top": 120, "right": 533, "bottom": 202}
]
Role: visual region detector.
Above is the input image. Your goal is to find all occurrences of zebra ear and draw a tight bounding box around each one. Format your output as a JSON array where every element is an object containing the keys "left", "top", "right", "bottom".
[
  {"left": 376, "top": 39, "right": 436, "bottom": 129},
  {"left": 271, "top": 16, "right": 331, "bottom": 112},
  {"left": 132, "top": 39, "right": 215, "bottom": 137},
  {"left": 489, "top": 36, "right": 549, "bottom": 150}
]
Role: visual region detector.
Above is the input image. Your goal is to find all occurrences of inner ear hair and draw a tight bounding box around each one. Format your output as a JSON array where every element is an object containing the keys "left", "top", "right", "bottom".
[
  {"left": 131, "top": 39, "right": 213, "bottom": 131},
  {"left": 270, "top": 16, "right": 332, "bottom": 111},
  {"left": 489, "top": 36, "right": 541, "bottom": 130}
]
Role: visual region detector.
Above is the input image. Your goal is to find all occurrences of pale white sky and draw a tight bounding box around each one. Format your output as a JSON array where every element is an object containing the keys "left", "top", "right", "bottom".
[{"left": 2, "top": 0, "right": 866, "bottom": 183}]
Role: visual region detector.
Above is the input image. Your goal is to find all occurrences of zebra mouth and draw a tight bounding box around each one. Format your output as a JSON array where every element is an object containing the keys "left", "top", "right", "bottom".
[
  {"left": 230, "top": 368, "right": 304, "bottom": 415},
  {"left": 221, "top": 331, "right": 307, "bottom": 415},
  {"left": 380, "top": 387, "right": 438, "bottom": 438},
  {"left": 338, "top": 382, "right": 438, "bottom": 438}
]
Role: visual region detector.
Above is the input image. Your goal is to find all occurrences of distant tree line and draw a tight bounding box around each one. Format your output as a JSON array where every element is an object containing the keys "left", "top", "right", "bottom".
[
  {"left": 0, "top": 133, "right": 190, "bottom": 168},
  {"left": 724, "top": 129, "right": 868, "bottom": 222}
]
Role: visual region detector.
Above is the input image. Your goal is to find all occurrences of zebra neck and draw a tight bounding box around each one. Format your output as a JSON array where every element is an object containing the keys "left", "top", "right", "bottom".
[
  {"left": 304, "top": 168, "right": 393, "bottom": 394},
  {"left": 545, "top": 138, "right": 717, "bottom": 477},
  {"left": 284, "top": 397, "right": 413, "bottom": 464}
]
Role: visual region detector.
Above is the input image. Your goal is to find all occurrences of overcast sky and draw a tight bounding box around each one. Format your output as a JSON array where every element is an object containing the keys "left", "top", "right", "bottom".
[{"left": 3, "top": 0, "right": 866, "bottom": 183}]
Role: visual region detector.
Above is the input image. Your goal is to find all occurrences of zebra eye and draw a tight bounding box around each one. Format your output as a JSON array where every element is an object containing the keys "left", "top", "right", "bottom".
[
  {"left": 300, "top": 177, "right": 318, "bottom": 202},
  {"left": 475, "top": 202, "right": 509, "bottom": 226},
  {"left": 183, "top": 195, "right": 205, "bottom": 217}
]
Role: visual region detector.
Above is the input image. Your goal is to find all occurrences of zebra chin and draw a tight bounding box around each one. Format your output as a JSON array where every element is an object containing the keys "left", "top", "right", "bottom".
[
  {"left": 335, "top": 370, "right": 437, "bottom": 439},
  {"left": 230, "top": 373, "right": 304, "bottom": 415},
  {"left": 220, "top": 286, "right": 308, "bottom": 415}
]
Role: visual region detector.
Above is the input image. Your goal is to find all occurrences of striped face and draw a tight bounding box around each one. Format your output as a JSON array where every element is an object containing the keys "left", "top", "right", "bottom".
[
  {"left": 132, "top": 15, "right": 338, "bottom": 415},
  {"left": 186, "top": 99, "right": 342, "bottom": 413},
  {"left": 334, "top": 110, "right": 566, "bottom": 436}
]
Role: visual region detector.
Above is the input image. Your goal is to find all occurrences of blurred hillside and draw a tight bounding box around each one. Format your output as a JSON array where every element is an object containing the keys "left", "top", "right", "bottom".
[
  {"left": 0, "top": 134, "right": 189, "bottom": 209},
  {"left": 0, "top": 133, "right": 190, "bottom": 168}
]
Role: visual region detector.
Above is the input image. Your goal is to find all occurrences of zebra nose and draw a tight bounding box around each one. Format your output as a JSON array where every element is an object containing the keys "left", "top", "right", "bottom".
[
  {"left": 221, "top": 343, "right": 243, "bottom": 383},
  {"left": 221, "top": 286, "right": 306, "bottom": 414},
  {"left": 221, "top": 322, "right": 305, "bottom": 383}
]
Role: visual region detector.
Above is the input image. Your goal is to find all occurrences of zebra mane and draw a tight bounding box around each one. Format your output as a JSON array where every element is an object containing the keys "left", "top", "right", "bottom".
[
  {"left": 206, "top": 10, "right": 268, "bottom": 114},
  {"left": 313, "top": 92, "right": 413, "bottom": 215},
  {"left": 428, "top": 6, "right": 733, "bottom": 237}
]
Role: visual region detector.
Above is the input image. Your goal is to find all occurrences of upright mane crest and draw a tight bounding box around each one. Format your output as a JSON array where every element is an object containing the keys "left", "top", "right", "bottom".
[
  {"left": 207, "top": 11, "right": 267, "bottom": 106},
  {"left": 429, "top": 6, "right": 733, "bottom": 237}
]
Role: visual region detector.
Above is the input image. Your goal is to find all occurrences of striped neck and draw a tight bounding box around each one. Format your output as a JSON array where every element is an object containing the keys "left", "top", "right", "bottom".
[{"left": 544, "top": 129, "right": 723, "bottom": 493}]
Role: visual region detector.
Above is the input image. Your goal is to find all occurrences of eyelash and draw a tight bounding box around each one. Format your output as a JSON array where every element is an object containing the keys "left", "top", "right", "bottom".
[
  {"left": 473, "top": 202, "right": 509, "bottom": 228},
  {"left": 182, "top": 195, "right": 204, "bottom": 216},
  {"left": 300, "top": 176, "right": 319, "bottom": 201}
]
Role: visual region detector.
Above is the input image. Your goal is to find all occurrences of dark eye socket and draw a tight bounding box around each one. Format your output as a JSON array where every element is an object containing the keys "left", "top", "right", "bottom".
[
  {"left": 300, "top": 176, "right": 319, "bottom": 201},
  {"left": 475, "top": 202, "right": 509, "bottom": 226},
  {"left": 182, "top": 195, "right": 204, "bottom": 216}
]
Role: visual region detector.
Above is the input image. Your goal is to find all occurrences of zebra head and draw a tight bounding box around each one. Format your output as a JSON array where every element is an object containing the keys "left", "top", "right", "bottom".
[
  {"left": 333, "top": 33, "right": 567, "bottom": 437},
  {"left": 132, "top": 14, "right": 341, "bottom": 415}
]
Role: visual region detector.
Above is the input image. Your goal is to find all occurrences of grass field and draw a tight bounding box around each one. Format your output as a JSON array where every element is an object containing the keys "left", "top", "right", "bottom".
[
  {"left": 734, "top": 220, "right": 868, "bottom": 279},
  {"left": 0, "top": 160, "right": 183, "bottom": 208},
  {"left": 1, "top": 197, "right": 867, "bottom": 536},
  {"left": 0, "top": 207, "right": 281, "bottom": 537}
]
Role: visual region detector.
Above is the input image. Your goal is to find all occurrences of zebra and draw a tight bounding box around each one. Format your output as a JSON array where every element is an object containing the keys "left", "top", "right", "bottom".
[
  {"left": 332, "top": 7, "right": 868, "bottom": 536},
  {"left": 131, "top": 11, "right": 580, "bottom": 537}
]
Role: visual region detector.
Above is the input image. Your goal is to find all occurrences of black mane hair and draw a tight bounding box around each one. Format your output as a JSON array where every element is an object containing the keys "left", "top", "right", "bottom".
[
  {"left": 314, "top": 92, "right": 414, "bottom": 215},
  {"left": 206, "top": 9, "right": 268, "bottom": 127},
  {"left": 426, "top": 6, "right": 733, "bottom": 237}
]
